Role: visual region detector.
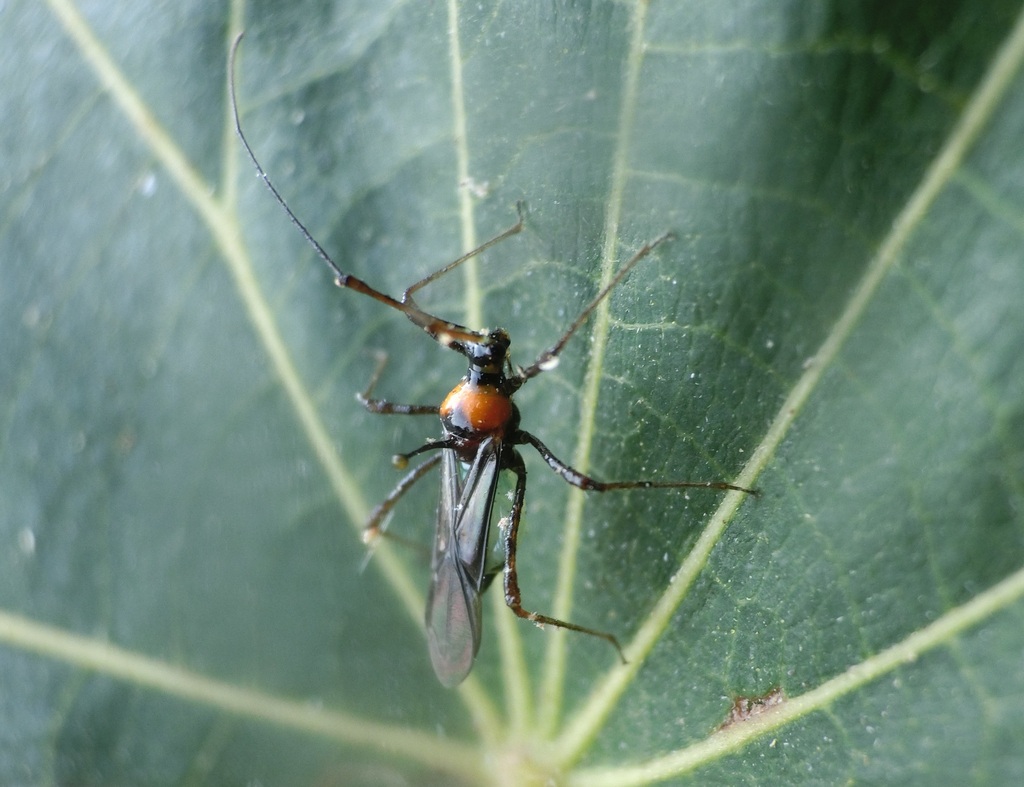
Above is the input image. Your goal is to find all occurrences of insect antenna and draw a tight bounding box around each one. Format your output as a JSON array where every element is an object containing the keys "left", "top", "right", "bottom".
[
  {"left": 228, "top": 32, "right": 347, "bottom": 284},
  {"left": 516, "top": 231, "right": 675, "bottom": 382},
  {"left": 229, "top": 33, "right": 508, "bottom": 352}
]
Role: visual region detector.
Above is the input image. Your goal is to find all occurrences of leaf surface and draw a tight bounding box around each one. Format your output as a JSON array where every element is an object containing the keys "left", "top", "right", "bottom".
[{"left": 3, "top": 1, "right": 1024, "bottom": 784}]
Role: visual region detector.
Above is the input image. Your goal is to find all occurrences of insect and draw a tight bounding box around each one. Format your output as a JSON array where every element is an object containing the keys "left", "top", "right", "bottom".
[{"left": 229, "top": 34, "right": 756, "bottom": 687}]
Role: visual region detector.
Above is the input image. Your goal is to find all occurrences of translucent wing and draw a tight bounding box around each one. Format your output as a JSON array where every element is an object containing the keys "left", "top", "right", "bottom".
[{"left": 425, "top": 438, "right": 501, "bottom": 687}]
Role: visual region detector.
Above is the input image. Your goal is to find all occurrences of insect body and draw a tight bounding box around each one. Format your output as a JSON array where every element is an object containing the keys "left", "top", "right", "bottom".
[{"left": 229, "top": 34, "right": 756, "bottom": 687}]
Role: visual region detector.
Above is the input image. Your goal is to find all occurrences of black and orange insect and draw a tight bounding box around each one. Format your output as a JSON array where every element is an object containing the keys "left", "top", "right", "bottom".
[{"left": 229, "top": 34, "right": 756, "bottom": 687}]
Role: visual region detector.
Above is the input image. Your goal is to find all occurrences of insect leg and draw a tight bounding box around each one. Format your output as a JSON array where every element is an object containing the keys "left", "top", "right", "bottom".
[
  {"left": 387, "top": 437, "right": 461, "bottom": 470},
  {"left": 516, "top": 232, "right": 675, "bottom": 383},
  {"left": 501, "top": 451, "right": 627, "bottom": 664},
  {"left": 363, "top": 453, "right": 442, "bottom": 545},
  {"left": 518, "top": 430, "right": 758, "bottom": 495},
  {"left": 356, "top": 352, "right": 440, "bottom": 415}
]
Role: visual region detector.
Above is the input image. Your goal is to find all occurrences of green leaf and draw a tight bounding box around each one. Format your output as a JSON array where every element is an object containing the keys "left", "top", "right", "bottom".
[{"left": 3, "top": 0, "right": 1024, "bottom": 784}]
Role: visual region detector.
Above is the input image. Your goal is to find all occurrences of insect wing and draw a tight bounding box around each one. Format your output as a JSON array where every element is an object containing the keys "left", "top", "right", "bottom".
[{"left": 425, "top": 439, "right": 502, "bottom": 687}]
